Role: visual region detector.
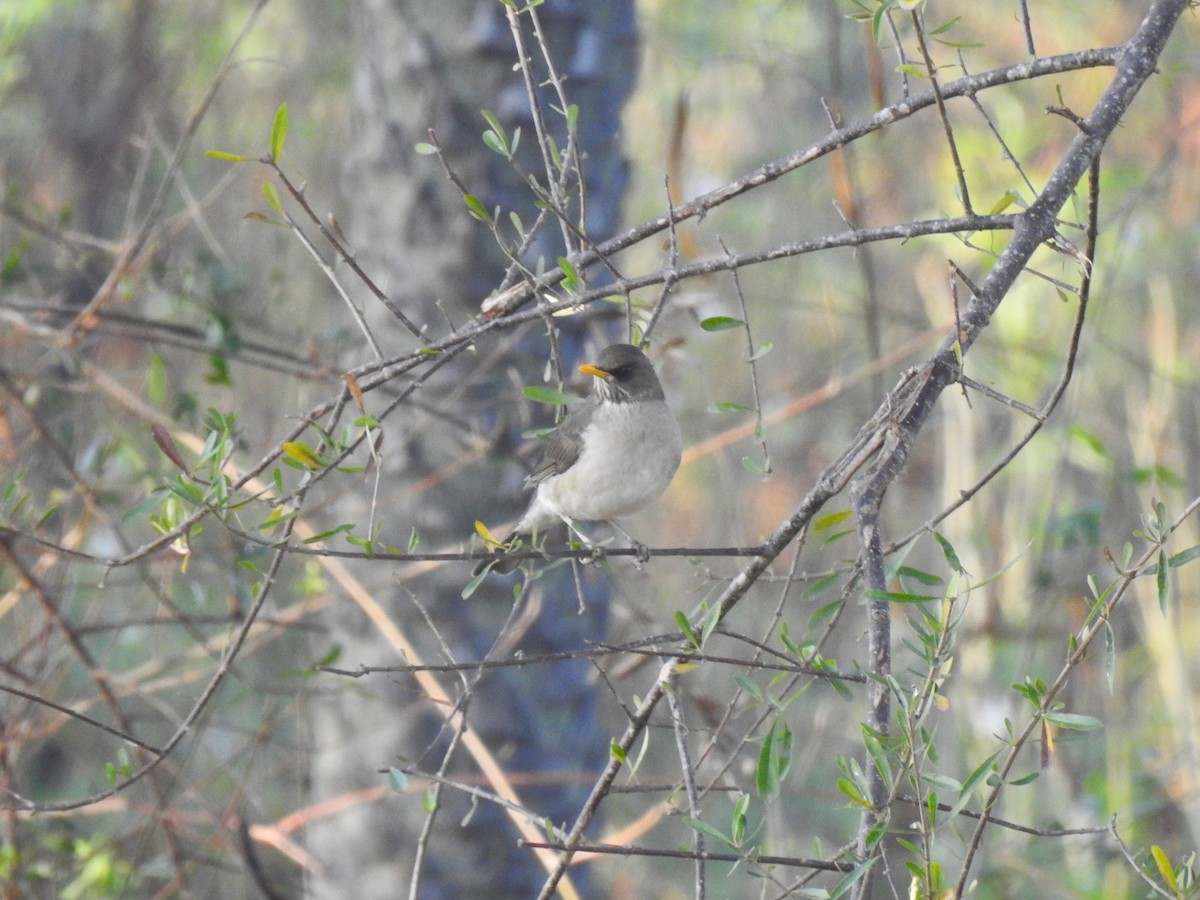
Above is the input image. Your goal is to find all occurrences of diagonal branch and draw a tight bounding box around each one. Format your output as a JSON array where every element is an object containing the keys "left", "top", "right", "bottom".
[{"left": 846, "top": 0, "right": 1191, "bottom": 889}]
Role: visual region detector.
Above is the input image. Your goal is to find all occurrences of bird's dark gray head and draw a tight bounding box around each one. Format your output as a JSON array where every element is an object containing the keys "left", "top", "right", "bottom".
[{"left": 580, "top": 343, "right": 666, "bottom": 404}]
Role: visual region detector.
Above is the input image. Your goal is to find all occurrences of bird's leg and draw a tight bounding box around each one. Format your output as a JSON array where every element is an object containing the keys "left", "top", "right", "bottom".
[{"left": 609, "top": 521, "right": 650, "bottom": 567}]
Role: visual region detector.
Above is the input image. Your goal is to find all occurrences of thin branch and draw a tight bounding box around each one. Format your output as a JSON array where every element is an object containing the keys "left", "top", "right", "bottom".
[
  {"left": 502, "top": 3, "right": 575, "bottom": 255},
  {"left": 269, "top": 163, "right": 427, "bottom": 341},
  {"left": 522, "top": 840, "right": 854, "bottom": 873},
  {"left": 665, "top": 678, "right": 705, "bottom": 899},
  {"left": 280, "top": 207, "right": 384, "bottom": 361},
  {"left": 911, "top": 8, "right": 974, "bottom": 213},
  {"left": 0, "top": 684, "right": 163, "bottom": 756},
  {"left": 482, "top": 46, "right": 1119, "bottom": 319},
  {"left": 1018, "top": 0, "right": 1037, "bottom": 56}
]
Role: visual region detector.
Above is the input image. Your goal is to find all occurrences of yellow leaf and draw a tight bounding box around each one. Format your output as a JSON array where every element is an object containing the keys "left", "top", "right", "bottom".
[
  {"left": 475, "top": 520, "right": 507, "bottom": 551},
  {"left": 283, "top": 441, "right": 324, "bottom": 469}
]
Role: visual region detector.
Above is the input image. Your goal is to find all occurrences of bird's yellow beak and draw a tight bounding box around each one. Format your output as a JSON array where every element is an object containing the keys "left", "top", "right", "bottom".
[{"left": 579, "top": 363, "right": 610, "bottom": 379}]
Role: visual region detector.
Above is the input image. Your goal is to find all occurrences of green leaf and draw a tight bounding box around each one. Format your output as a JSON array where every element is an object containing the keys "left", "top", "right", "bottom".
[
  {"left": 814, "top": 510, "right": 853, "bottom": 532},
  {"left": 733, "top": 672, "right": 766, "bottom": 704},
  {"left": 827, "top": 859, "right": 874, "bottom": 900},
  {"left": 557, "top": 256, "right": 579, "bottom": 290},
  {"left": 928, "top": 15, "right": 962, "bottom": 35},
  {"left": 262, "top": 181, "right": 285, "bottom": 219},
  {"left": 312, "top": 644, "right": 342, "bottom": 668},
  {"left": 1157, "top": 548, "right": 1169, "bottom": 615},
  {"left": 303, "top": 523, "right": 354, "bottom": 544},
  {"left": 742, "top": 455, "right": 769, "bottom": 475},
  {"left": 270, "top": 102, "right": 289, "bottom": 162},
  {"left": 986, "top": 191, "right": 1019, "bottom": 215},
  {"left": 809, "top": 597, "right": 845, "bottom": 628},
  {"left": 837, "top": 776, "right": 869, "bottom": 807},
  {"left": 756, "top": 720, "right": 794, "bottom": 800},
  {"left": 1069, "top": 424, "right": 1109, "bottom": 458},
  {"left": 206, "top": 149, "right": 253, "bottom": 162},
  {"left": 923, "top": 772, "right": 962, "bottom": 793},
  {"left": 1042, "top": 712, "right": 1103, "bottom": 731},
  {"left": 413, "top": 142, "right": 438, "bottom": 155},
  {"left": 897, "top": 566, "right": 943, "bottom": 587},
  {"left": 480, "top": 109, "right": 507, "bottom": 148},
  {"left": 896, "top": 63, "right": 927, "bottom": 79},
  {"left": 948, "top": 749, "right": 1003, "bottom": 820},
  {"left": 933, "top": 531, "right": 966, "bottom": 574},
  {"left": 730, "top": 792, "right": 749, "bottom": 845},
  {"left": 463, "top": 194, "right": 490, "bottom": 223},
  {"left": 700, "top": 315, "right": 744, "bottom": 332},
  {"left": 686, "top": 816, "right": 732, "bottom": 847},
  {"left": 1151, "top": 845, "right": 1180, "bottom": 893},
  {"left": 862, "top": 730, "right": 892, "bottom": 794},
  {"left": 1168, "top": 545, "right": 1200, "bottom": 568},
  {"left": 205, "top": 353, "right": 231, "bottom": 385},
  {"left": 461, "top": 565, "right": 490, "bottom": 599},
  {"left": 388, "top": 767, "right": 408, "bottom": 793},
  {"left": 676, "top": 610, "right": 699, "bottom": 648},
  {"left": 864, "top": 588, "right": 940, "bottom": 604},
  {"left": 482, "top": 129, "right": 506, "bottom": 155},
  {"left": 711, "top": 401, "right": 753, "bottom": 413},
  {"left": 802, "top": 572, "right": 839, "bottom": 600},
  {"left": 147, "top": 353, "right": 168, "bottom": 406},
  {"left": 609, "top": 741, "right": 627, "bottom": 763},
  {"left": 521, "top": 385, "right": 573, "bottom": 406}
]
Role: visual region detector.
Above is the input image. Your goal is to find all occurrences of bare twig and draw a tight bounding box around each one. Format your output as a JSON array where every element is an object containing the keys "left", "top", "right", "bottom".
[{"left": 911, "top": 9, "right": 974, "bottom": 214}]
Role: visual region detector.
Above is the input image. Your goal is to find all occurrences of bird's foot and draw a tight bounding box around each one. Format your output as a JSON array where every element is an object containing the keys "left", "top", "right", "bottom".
[{"left": 630, "top": 540, "right": 650, "bottom": 569}]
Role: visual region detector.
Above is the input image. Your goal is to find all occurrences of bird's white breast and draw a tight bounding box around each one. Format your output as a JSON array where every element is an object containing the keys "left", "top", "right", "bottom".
[{"left": 536, "top": 399, "right": 681, "bottom": 524}]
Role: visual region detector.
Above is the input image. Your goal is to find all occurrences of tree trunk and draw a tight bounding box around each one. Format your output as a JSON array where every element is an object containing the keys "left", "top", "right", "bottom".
[{"left": 308, "top": 2, "right": 637, "bottom": 896}]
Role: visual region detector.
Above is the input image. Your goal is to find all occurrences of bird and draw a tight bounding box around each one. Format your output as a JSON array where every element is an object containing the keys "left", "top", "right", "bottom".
[{"left": 474, "top": 343, "right": 682, "bottom": 576}]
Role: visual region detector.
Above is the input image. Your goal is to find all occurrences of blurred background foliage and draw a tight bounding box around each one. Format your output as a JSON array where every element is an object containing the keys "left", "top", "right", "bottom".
[{"left": 1, "top": 0, "right": 1198, "bottom": 897}]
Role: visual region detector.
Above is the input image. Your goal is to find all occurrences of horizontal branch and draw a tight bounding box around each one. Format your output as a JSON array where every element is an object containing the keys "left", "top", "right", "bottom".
[
  {"left": 520, "top": 840, "right": 854, "bottom": 873},
  {"left": 0, "top": 526, "right": 770, "bottom": 566},
  {"left": 321, "top": 640, "right": 865, "bottom": 683}
]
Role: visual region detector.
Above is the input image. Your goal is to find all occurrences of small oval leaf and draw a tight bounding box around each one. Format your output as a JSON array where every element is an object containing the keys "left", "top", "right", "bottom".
[
  {"left": 700, "top": 315, "right": 744, "bottom": 332},
  {"left": 521, "top": 385, "right": 573, "bottom": 406},
  {"left": 270, "top": 102, "right": 289, "bottom": 162}
]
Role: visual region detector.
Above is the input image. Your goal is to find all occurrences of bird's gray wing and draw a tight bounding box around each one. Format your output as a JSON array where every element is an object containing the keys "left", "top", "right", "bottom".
[{"left": 523, "top": 400, "right": 595, "bottom": 488}]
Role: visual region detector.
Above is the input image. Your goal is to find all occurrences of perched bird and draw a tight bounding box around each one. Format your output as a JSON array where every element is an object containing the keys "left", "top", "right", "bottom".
[{"left": 475, "top": 343, "right": 682, "bottom": 576}]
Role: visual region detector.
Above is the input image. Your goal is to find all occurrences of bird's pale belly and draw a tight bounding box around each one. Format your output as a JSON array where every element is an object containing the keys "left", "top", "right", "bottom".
[{"left": 540, "top": 402, "right": 681, "bottom": 522}]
